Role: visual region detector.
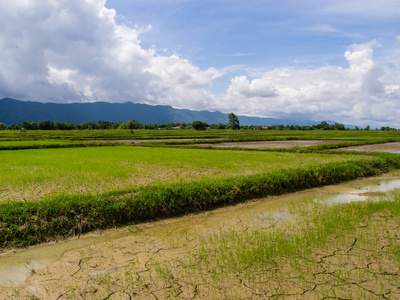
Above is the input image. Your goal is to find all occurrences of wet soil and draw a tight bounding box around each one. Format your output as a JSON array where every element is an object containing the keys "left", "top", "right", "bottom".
[
  {"left": 86, "top": 138, "right": 220, "bottom": 144},
  {"left": 338, "top": 142, "right": 400, "bottom": 153},
  {"left": 1, "top": 172, "right": 400, "bottom": 299},
  {"left": 91, "top": 139, "right": 400, "bottom": 153},
  {"left": 88, "top": 139, "right": 346, "bottom": 148},
  {"left": 201, "top": 140, "right": 348, "bottom": 148}
]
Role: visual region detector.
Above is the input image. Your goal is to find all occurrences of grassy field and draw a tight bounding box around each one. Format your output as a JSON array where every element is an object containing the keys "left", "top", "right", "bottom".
[
  {"left": 0, "top": 146, "right": 364, "bottom": 202},
  {"left": 1, "top": 129, "right": 400, "bottom": 298},
  {"left": 0, "top": 129, "right": 400, "bottom": 247},
  {"left": 1, "top": 128, "right": 400, "bottom": 142}
]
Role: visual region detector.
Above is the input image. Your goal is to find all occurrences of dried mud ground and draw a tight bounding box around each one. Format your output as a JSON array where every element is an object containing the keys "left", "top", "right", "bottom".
[{"left": 1, "top": 173, "right": 400, "bottom": 299}]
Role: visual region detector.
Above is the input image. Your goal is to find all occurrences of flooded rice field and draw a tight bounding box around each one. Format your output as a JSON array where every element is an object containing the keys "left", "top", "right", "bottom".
[
  {"left": 86, "top": 138, "right": 220, "bottom": 144},
  {"left": 89, "top": 139, "right": 400, "bottom": 153},
  {"left": 338, "top": 142, "right": 400, "bottom": 153},
  {"left": 1, "top": 171, "right": 400, "bottom": 298},
  {"left": 201, "top": 140, "right": 345, "bottom": 148}
]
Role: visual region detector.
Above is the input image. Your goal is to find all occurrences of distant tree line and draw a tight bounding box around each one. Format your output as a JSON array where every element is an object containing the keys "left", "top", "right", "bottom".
[
  {"left": 0, "top": 120, "right": 195, "bottom": 131},
  {"left": 0, "top": 119, "right": 397, "bottom": 131}
]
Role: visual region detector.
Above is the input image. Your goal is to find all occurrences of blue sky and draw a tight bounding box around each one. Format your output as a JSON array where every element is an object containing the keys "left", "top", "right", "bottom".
[
  {"left": 107, "top": 0, "right": 398, "bottom": 66},
  {"left": 1, "top": 0, "right": 400, "bottom": 127}
]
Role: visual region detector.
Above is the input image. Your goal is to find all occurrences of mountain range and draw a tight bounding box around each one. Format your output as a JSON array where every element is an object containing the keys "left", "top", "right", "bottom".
[{"left": 0, "top": 98, "right": 321, "bottom": 127}]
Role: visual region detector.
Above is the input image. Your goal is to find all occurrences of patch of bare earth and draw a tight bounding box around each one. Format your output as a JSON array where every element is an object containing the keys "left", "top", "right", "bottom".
[
  {"left": 202, "top": 140, "right": 347, "bottom": 149},
  {"left": 85, "top": 139, "right": 220, "bottom": 144},
  {"left": 3, "top": 204, "right": 400, "bottom": 299},
  {"left": 339, "top": 142, "right": 400, "bottom": 153}
]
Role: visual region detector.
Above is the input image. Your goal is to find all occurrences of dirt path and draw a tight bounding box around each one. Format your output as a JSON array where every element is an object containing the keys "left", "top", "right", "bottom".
[{"left": 1, "top": 172, "right": 400, "bottom": 299}]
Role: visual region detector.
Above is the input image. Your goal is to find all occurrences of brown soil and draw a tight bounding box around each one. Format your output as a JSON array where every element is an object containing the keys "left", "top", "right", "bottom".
[
  {"left": 339, "top": 142, "right": 400, "bottom": 153},
  {"left": 1, "top": 175, "right": 400, "bottom": 299},
  {"left": 86, "top": 139, "right": 219, "bottom": 144},
  {"left": 201, "top": 140, "right": 347, "bottom": 148},
  {"left": 3, "top": 206, "right": 398, "bottom": 299}
]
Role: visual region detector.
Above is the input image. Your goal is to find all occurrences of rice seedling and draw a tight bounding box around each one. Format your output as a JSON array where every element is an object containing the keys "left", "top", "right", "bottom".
[
  {"left": 0, "top": 146, "right": 361, "bottom": 202},
  {"left": 106, "top": 189, "right": 400, "bottom": 299},
  {"left": 1, "top": 128, "right": 400, "bottom": 298},
  {"left": 0, "top": 152, "right": 398, "bottom": 247}
]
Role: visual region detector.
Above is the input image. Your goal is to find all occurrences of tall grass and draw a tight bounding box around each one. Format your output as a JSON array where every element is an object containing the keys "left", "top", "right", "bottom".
[{"left": 1, "top": 154, "right": 398, "bottom": 247}]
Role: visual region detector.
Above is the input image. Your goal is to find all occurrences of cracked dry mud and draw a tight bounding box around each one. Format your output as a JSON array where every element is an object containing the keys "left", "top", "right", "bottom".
[{"left": 2, "top": 201, "right": 400, "bottom": 299}]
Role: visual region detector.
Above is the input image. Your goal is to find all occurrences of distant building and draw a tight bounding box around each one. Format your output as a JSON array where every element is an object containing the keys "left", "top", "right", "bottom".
[{"left": 172, "top": 126, "right": 181, "bottom": 130}]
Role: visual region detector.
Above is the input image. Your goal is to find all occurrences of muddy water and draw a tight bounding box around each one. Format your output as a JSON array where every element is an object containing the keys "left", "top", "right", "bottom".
[
  {"left": 338, "top": 142, "right": 400, "bottom": 153},
  {"left": 201, "top": 140, "right": 346, "bottom": 148},
  {"left": 1, "top": 171, "right": 400, "bottom": 292}
]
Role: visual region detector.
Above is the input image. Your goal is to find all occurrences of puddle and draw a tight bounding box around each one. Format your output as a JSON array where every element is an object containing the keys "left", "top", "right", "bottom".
[
  {"left": 1, "top": 172, "right": 400, "bottom": 288},
  {"left": 321, "top": 178, "right": 400, "bottom": 205},
  {"left": 0, "top": 231, "right": 129, "bottom": 287}
]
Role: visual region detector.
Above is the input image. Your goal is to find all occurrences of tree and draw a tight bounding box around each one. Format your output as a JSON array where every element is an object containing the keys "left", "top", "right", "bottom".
[
  {"left": 192, "top": 120, "right": 208, "bottom": 130},
  {"left": 128, "top": 120, "right": 135, "bottom": 133},
  {"left": 365, "top": 125, "right": 370, "bottom": 131},
  {"left": 0, "top": 123, "right": 6, "bottom": 130},
  {"left": 228, "top": 112, "right": 240, "bottom": 129}
]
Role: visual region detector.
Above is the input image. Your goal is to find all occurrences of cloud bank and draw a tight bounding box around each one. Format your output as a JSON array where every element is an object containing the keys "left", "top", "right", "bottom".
[
  {"left": 225, "top": 40, "right": 400, "bottom": 127},
  {"left": 0, "top": 0, "right": 220, "bottom": 108},
  {"left": 0, "top": 0, "right": 400, "bottom": 127}
]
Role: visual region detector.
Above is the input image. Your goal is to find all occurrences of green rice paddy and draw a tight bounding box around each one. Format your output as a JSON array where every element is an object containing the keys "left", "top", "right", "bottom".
[
  {"left": 0, "top": 129, "right": 400, "bottom": 247},
  {"left": 0, "top": 146, "right": 360, "bottom": 202}
]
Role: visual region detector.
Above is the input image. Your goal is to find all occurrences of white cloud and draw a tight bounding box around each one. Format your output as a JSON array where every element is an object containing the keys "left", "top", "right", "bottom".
[
  {"left": 227, "top": 76, "right": 277, "bottom": 98},
  {"left": 1, "top": 0, "right": 400, "bottom": 127},
  {"left": 303, "top": 25, "right": 337, "bottom": 33},
  {"left": 0, "top": 0, "right": 217, "bottom": 107},
  {"left": 222, "top": 40, "right": 400, "bottom": 127}
]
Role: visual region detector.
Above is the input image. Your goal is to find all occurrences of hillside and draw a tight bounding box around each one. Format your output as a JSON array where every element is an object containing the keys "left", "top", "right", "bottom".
[{"left": 0, "top": 98, "right": 317, "bottom": 126}]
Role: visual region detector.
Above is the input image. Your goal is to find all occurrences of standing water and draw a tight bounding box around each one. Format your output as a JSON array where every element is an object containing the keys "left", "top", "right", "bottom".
[{"left": 0, "top": 171, "right": 399, "bottom": 292}]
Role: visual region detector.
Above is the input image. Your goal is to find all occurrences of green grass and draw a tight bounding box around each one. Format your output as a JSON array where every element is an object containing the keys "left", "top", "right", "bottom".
[
  {"left": 0, "top": 140, "right": 69, "bottom": 146},
  {"left": 0, "top": 153, "right": 399, "bottom": 247},
  {"left": 1, "top": 128, "right": 400, "bottom": 143},
  {"left": 0, "top": 146, "right": 358, "bottom": 202},
  {"left": 175, "top": 188, "right": 400, "bottom": 298},
  {"left": 31, "top": 182, "right": 400, "bottom": 299},
  {"left": 1, "top": 128, "right": 400, "bottom": 249}
]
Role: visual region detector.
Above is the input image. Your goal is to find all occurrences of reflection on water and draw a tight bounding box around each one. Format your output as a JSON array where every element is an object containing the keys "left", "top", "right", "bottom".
[
  {"left": 1, "top": 174, "right": 400, "bottom": 287},
  {"left": 0, "top": 231, "right": 128, "bottom": 287},
  {"left": 324, "top": 179, "right": 400, "bottom": 205}
]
